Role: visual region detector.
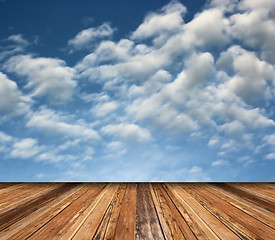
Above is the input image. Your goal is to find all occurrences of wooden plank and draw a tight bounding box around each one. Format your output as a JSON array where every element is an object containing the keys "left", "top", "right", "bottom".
[
  {"left": 0, "top": 184, "right": 63, "bottom": 213},
  {"left": 149, "top": 183, "right": 173, "bottom": 239},
  {"left": 219, "top": 183, "right": 275, "bottom": 212},
  {"left": 0, "top": 183, "right": 68, "bottom": 232},
  {"left": 113, "top": 183, "right": 137, "bottom": 240},
  {"left": 0, "top": 183, "right": 19, "bottom": 190},
  {"left": 170, "top": 184, "right": 240, "bottom": 240},
  {"left": 93, "top": 183, "right": 127, "bottom": 240},
  {"left": 151, "top": 184, "right": 186, "bottom": 240},
  {"left": 28, "top": 183, "right": 107, "bottom": 240},
  {"left": 159, "top": 184, "right": 197, "bottom": 240},
  {"left": 230, "top": 183, "right": 275, "bottom": 198},
  {"left": 162, "top": 183, "right": 207, "bottom": 239},
  {"left": 182, "top": 183, "right": 260, "bottom": 239},
  {"left": 0, "top": 183, "right": 274, "bottom": 239},
  {"left": 70, "top": 184, "right": 119, "bottom": 240},
  {"left": 227, "top": 183, "right": 275, "bottom": 204},
  {"left": 0, "top": 183, "right": 29, "bottom": 196},
  {"left": 0, "top": 183, "right": 86, "bottom": 240},
  {"left": 205, "top": 183, "right": 275, "bottom": 229},
  {"left": 56, "top": 183, "right": 111, "bottom": 240},
  {"left": 135, "top": 183, "right": 165, "bottom": 240},
  {"left": 188, "top": 184, "right": 275, "bottom": 240}
]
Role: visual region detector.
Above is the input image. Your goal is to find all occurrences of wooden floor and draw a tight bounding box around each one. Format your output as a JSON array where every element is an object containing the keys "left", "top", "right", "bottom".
[{"left": 0, "top": 183, "right": 274, "bottom": 239}]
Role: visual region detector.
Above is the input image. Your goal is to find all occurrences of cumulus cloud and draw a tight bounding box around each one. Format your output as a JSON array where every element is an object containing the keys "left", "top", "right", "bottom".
[
  {"left": 230, "top": 0, "right": 275, "bottom": 63},
  {"left": 131, "top": 0, "right": 186, "bottom": 42},
  {"left": 68, "top": 23, "right": 114, "bottom": 51},
  {"left": 91, "top": 101, "right": 118, "bottom": 118},
  {"left": 219, "top": 46, "right": 275, "bottom": 104},
  {"left": 0, "top": 131, "right": 13, "bottom": 142},
  {"left": 26, "top": 107, "right": 100, "bottom": 141},
  {"left": 10, "top": 138, "right": 42, "bottom": 159},
  {"left": 101, "top": 123, "right": 152, "bottom": 144},
  {"left": 4, "top": 55, "right": 77, "bottom": 104},
  {"left": 0, "top": 72, "right": 31, "bottom": 120},
  {"left": 0, "top": 72, "right": 21, "bottom": 112}
]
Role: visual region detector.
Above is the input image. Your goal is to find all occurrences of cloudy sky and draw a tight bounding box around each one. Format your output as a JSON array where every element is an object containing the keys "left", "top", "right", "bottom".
[{"left": 0, "top": 0, "right": 274, "bottom": 181}]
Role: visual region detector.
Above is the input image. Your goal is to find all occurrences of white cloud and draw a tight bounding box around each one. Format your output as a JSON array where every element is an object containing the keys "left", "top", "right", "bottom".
[
  {"left": 230, "top": 3, "right": 275, "bottom": 63},
  {"left": 6, "top": 34, "right": 30, "bottom": 47},
  {"left": 184, "top": 8, "right": 229, "bottom": 48},
  {"left": 131, "top": 0, "right": 186, "bottom": 42},
  {"left": 4, "top": 55, "right": 77, "bottom": 104},
  {"left": 0, "top": 72, "right": 31, "bottom": 120},
  {"left": 91, "top": 101, "right": 118, "bottom": 118},
  {"left": 263, "top": 134, "right": 275, "bottom": 146},
  {"left": 265, "top": 153, "right": 275, "bottom": 160},
  {"left": 208, "top": 137, "right": 219, "bottom": 147},
  {"left": 35, "top": 150, "right": 77, "bottom": 163},
  {"left": 0, "top": 72, "right": 21, "bottom": 112},
  {"left": 220, "top": 121, "right": 245, "bottom": 136},
  {"left": 211, "top": 159, "right": 230, "bottom": 166},
  {"left": 26, "top": 108, "right": 100, "bottom": 141},
  {"left": 221, "top": 47, "right": 275, "bottom": 104},
  {"left": 188, "top": 166, "right": 203, "bottom": 174},
  {"left": 0, "top": 131, "right": 13, "bottom": 142},
  {"left": 101, "top": 123, "right": 152, "bottom": 144},
  {"left": 68, "top": 23, "right": 114, "bottom": 50},
  {"left": 10, "top": 138, "right": 42, "bottom": 159}
]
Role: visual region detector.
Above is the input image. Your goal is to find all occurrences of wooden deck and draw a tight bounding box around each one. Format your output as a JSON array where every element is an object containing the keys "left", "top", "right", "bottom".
[{"left": 0, "top": 183, "right": 274, "bottom": 239}]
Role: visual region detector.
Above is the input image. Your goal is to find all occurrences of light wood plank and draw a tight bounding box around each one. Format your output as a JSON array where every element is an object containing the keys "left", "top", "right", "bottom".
[{"left": 113, "top": 183, "right": 137, "bottom": 240}]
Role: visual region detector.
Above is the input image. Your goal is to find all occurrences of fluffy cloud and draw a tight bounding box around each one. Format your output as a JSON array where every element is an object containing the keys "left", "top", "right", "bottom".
[
  {"left": 0, "top": 131, "right": 13, "bottom": 142},
  {"left": 219, "top": 46, "right": 275, "bottom": 104},
  {"left": 184, "top": 8, "right": 229, "bottom": 48},
  {"left": 26, "top": 108, "right": 100, "bottom": 141},
  {"left": 131, "top": 0, "right": 186, "bottom": 42},
  {"left": 4, "top": 55, "right": 77, "bottom": 103},
  {"left": 230, "top": 0, "right": 275, "bottom": 63},
  {"left": 211, "top": 159, "right": 230, "bottom": 166},
  {"left": 68, "top": 23, "right": 114, "bottom": 50},
  {"left": 101, "top": 123, "right": 152, "bottom": 144},
  {"left": 10, "top": 138, "right": 42, "bottom": 159},
  {"left": 91, "top": 101, "right": 118, "bottom": 118},
  {"left": 0, "top": 72, "right": 21, "bottom": 112},
  {"left": 0, "top": 72, "right": 30, "bottom": 120}
]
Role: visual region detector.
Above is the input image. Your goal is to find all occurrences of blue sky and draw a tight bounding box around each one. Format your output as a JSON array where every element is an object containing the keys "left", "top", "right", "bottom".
[{"left": 0, "top": 0, "right": 274, "bottom": 182}]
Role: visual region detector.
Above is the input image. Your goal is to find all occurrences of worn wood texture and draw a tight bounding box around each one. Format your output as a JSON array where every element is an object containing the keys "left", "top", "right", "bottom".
[{"left": 0, "top": 183, "right": 274, "bottom": 240}]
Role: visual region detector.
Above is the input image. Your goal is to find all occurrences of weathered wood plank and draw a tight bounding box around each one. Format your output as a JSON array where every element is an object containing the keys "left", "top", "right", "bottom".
[
  {"left": 151, "top": 184, "right": 186, "bottom": 239},
  {"left": 93, "top": 183, "right": 127, "bottom": 240},
  {"left": 0, "top": 183, "right": 274, "bottom": 240},
  {"left": 135, "top": 183, "right": 165, "bottom": 240},
  {"left": 113, "top": 183, "right": 137, "bottom": 240},
  {"left": 149, "top": 183, "right": 173, "bottom": 239},
  {"left": 71, "top": 184, "right": 119, "bottom": 240},
  {"left": 189, "top": 183, "right": 275, "bottom": 240},
  {"left": 0, "top": 184, "right": 86, "bottom": 240},
  {"left": 28, "top": 183, "right": 106, "bottom": 240},
  {"left": 0, "top": 183, "right": 68, "bottom": 232},
  {"left": 205, "top": 183, "right": 275, "bottom": 229}
]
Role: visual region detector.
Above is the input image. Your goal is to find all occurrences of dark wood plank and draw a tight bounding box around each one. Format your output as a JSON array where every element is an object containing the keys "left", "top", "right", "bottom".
[{"left": 135, "top": 183, "right": 165, "bottom": 240}]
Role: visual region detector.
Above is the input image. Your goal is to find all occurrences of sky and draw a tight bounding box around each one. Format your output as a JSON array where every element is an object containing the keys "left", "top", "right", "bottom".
[{"left": 0, "top": 0, "right": 274, "bottom": 182}]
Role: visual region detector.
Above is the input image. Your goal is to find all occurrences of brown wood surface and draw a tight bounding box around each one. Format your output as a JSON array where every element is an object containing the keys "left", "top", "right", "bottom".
[{"left": 0, "top": 183, "right": 274, "bottom": 240}]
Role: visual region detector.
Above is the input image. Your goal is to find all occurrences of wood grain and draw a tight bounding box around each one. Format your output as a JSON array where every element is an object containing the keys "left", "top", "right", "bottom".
[{"left": 0, "top": 183, "right": 274, "bottom": 240}]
